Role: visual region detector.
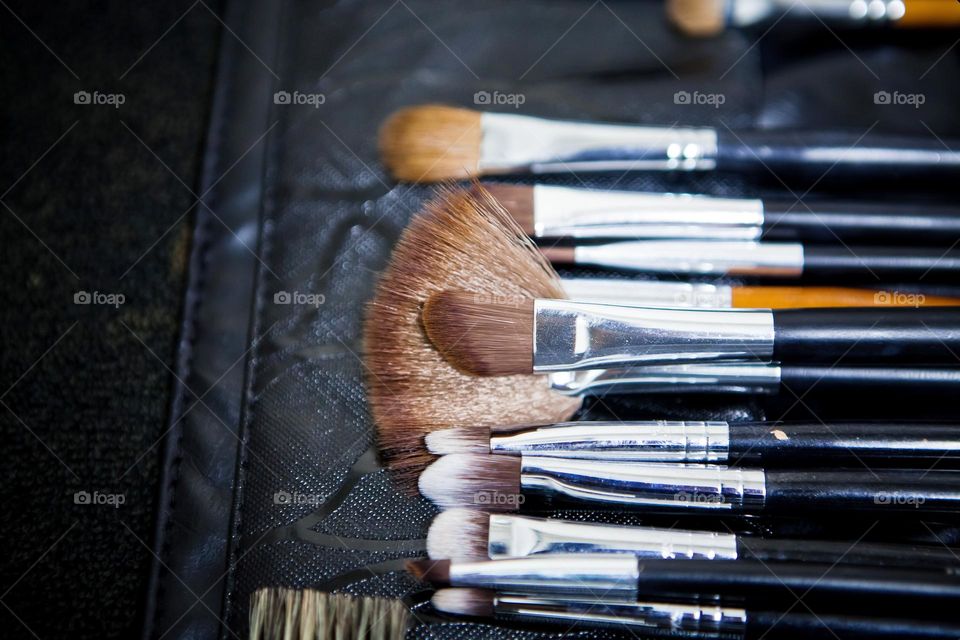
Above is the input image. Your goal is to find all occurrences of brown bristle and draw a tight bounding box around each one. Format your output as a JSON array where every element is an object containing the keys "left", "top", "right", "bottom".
[
  {"left": 406, "top": 558, "right": 452, "bottom": 585},
  {"left": 419, "top": 454, "right": 522, "bottom": 511},
  {"left": 666, "top": 0, "right": 727, "bottom": 37},
  {"left": 424, "top": 425, "right": 493, "bottom": 455},
  {"left": 431, "top": 588, "right": 496, "bottom": 618},
  {"left": 363, "top": 185, "right": 580, "bottom": 493},
  {"left": 539, "top": 246, "right": 576, "bottom": 264},
  {"left": 249, "top": 588, "right": 409, "bottom": 640},
  {"left": 422, "top": 291, "right": 534, "bottom": 377},
  {"left": 479, "top": 183, "right": 535, "bottom": 235},
  {"left": 427, "top": 509, "right": 491, "bottom": 561},
  {"left": 378, "top": 105, "right": 482, "bottom": 182}
]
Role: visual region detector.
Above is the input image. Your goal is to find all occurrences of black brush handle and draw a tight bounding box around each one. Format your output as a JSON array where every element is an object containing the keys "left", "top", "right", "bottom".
[
  {"left": 801, "top": 245, "right": 960, "bottom": 280},
  {"left": 746, "top": 611, "right": 960, "bottom": 640},
  {"left": 763, "top": 469, "right": 960, "bottom": 515},
  {"left": 716, "top": 129, "right": 960, "bottom": 182},
  {"left": 779, "top": 365, "right": 960, "bottom": 396},
  {"left": 728, "top": 422, "right": 960, "bottom": 466},
  {"left": 737, "top": 536, "right": 960, "bottom": 569},
  {"left": 761, "top": 200, "right": 960, "bottom": 245},
  {"left": 772, "top": 308, "right": 960, "bottom": 364}
]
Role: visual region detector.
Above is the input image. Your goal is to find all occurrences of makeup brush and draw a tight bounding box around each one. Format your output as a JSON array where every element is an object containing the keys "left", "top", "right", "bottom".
[
  {"left": 422, "top": 292, "right": 960, "bottom": 375},
  {"left": 542, "top": 239, "right": 960, "bottom": 280},
  {"left": 486, "top": 183, "right": 960, "bottom": 245},
  {"left": 249, "top": 588, "right": 409, "bottom": 640},
  {"left": 432, "top": 588, "right": 960, "bottom": 639},
  {"left": 667, "top": 0, "right": 960, "bottom": 38},
  {"left": 425, "top": 420, "right": 960, "bottom": 467},
  {"left": 561, "top": 278, "right": 960, "bottom": 309},
  {"left": 378, "top": 105, "right": 960, "bottom": 183},
  {"left": 427, "top": 509, "right": 960, "bottom": 569},
  {"left": 418, "top": 453, "right": 960, "bottom": 516}
]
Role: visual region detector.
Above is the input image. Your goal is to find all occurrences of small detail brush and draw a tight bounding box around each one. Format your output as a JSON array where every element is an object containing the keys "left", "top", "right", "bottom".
[
  {"left": 427, "top": 509, "right": 960, "bottom": 568},
  {"left": 667, "top": 0, "right": 960, "bottom": 38},
  {"left": 485, "top": 183, "right": 960, "bottom": 245},
  {"left": 422, "top": 291, "right": 960, "bottom": 375},
  {"left": 418, "top": 453, "right": 960, "bottom": 516},
  {"left": 249, "top": 587, "right": 409, "bottom": 640},
  {"left": 378, "top": 105, "right": 960, "bottom": 183}
]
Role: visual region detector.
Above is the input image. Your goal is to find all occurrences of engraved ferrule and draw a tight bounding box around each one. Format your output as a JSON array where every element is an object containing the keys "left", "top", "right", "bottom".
[
  {"left": 573, "top": 240, "right": 805, "bottom": 276},
  {"left": 547, "top": 363, "right": 783, "bottom": 396}
]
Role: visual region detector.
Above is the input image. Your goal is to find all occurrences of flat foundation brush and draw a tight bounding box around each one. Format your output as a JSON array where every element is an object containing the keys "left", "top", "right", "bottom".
[
  {"left": 418, "top": 453, "right": 960, "bottom": 516},
  {"left": 432, "top": 588, "right": 960, "bottom": 639},
  {"left": 486, "top": 183, "right": 960, "bottom": 246},
  {"left": 422, "top": 291, "right": 960, "bottom": 375},
  {"left": 378, "top": 105, "right": 960, "bottom": 183},
  {"left": 668, "top": 0, "right": 960, "bottom": 38},
  {"left": 249, "top": 588, "right": 409, "bottom": 640},
  {"left": 428, "top": 509, "right": 960, "bottom": 569}
]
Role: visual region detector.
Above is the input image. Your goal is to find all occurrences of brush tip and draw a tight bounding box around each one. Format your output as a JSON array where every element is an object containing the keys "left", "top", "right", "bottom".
[
  {"left": 422, "top": 290, "right": 535, "bottom": 377},
  {"left": 424, "top": 425, "right": 493, "bottom": 455},
  {"left": 539, "top": 246, "right": 575, "bottom": 264},
  {"left": 419, "top": 454, "right": 522, "bottom": 511},
  {"left": 666, "top": 0, "right": 727, "bottom": 37},
  {"left": 427, "top": 509, "right": 491, "bottom": 561},
  {"left": 480, "top": 183, "right": 535, "bottom": 235},
  {"left": 406, "top": 558, "right": 452, "bottom": 584},
  {"left": 431, "top": 588, "right": 496, "bottom": 618},
  {"left": 378, "top": 105, "right": 483, "bottom": 182}
]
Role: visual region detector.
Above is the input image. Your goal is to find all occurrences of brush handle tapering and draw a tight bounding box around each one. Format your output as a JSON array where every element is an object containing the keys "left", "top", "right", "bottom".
[{"left": 745, "top": 611, "right": 960, "bottom": 640}]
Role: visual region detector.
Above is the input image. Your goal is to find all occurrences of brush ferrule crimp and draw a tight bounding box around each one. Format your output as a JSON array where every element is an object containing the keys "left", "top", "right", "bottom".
[
  {"left": 561, "top": 279, "right": 733, "bottom": 308},
  {"left": 493, "top": 593, "right": 747, "bottom": 637},
  {"left": 489, "top": 421, "right": 731, "bottom": 462},
  {"left": 479, "top": 113, "right": 718, "bottom": 173},
  {"left": 519, "top": 457, "right": 767, "bottom": 512},
  {"left": 548, "top": 363, "right": 783, "bottom": 396},
  {"left": 574, "top": 240, "right": 805, "bottom": 276},
  {"left": 533, "top": 300, "right": 775, "bottom": 372},
  {"left": 487, "top": 513, "right": 739, "bottom": 560},
  {"left": 448, "top": 554, "right": 641, "bottom": 596},
  {"left": 532, "top": 185, "right": 764, "bottom": 240},
  {"left": 731, "top": 0, "right": 906, "bottom": 26}
]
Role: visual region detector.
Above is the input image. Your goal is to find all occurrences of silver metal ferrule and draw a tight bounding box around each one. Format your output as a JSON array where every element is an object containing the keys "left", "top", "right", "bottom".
[
  {"left": 447, "top": 554, "right": 641, "bottom": 597},
  {"left": 519, "top": 457, "right": 767, "bottom": 512},
  {"left": 478, "top": 112, "right": 718, "bottom": 173},
  {"left": 487, "top": 513, "right": 739, "bottom": 560},
  {"left": 731, "top": 0, "right": 907, "bottom": 27},
  {"left": 561, "top": 278, "right": 733, "bottom": 308},
  {"left": 548, "top": 363, "right": 783, "bottom": 396},
  {"left": 533, "top": 299, "right": 775, "bottom": 372},
  {"left": 532, "top": 185, "right": 764, "bottom": 240},
  {"left": 573, "top": 240, "right": 805, "bottom": 277},
  {"left": 493, "top": 593, "right": 747, "bottom": 638},
  {"left": 489, "top": 421, "right": 731, "bottom": 462}
]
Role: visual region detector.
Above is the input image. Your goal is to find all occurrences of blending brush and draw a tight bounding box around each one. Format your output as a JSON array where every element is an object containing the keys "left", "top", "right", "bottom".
[
  {"left": 378, "top": 105, "right": 960, "bottom": 183},
  {"left": 427, "top": 509, "right": 960, "bottom": 569},
  {"left": 249, "top": 588, "right": 409, "bottom": 640},
  {"left": 425, "top": 420, "right": 960, "bottom": 467},
  {"left": 667, "top": 0, "right": 960, "bottom": 38},
  {"left": 418, "top": 453, "right": 960, "bottom": 516},
  {"left": 422, "top": 291, "right": 960, "bottom": 375},
  {"left": 431, "top": 588, "right": 960, "bottom": 639},
  {"left": 485, "top": 183, "right": 960, "bottom": 245}
]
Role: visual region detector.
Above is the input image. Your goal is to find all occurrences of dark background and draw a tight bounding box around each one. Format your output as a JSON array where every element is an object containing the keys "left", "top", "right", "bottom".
[{"left": 0, "top": 2, "right": 221, "bottom": 637}]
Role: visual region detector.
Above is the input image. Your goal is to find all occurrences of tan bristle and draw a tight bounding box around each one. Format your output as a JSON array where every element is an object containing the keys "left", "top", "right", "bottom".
[
  {"left": 378, "top": 105, "right": 483, "bottom": 182},
  {"left": 479, "top": 183, "right": 535, "bottom": 235},
  {"left": 406, "top": 558, "right": 452, "bottom": 585},
  {"left": 422, "top": 291, "right": 534, "bottom": 376},
  {"left": 249, "top": 588, "right": 409, "bottom": 640},
  {"left": 666, "top": 0, "right": 727, "bottom": 37},
  {"left": 539, "top": 245, "right": 576, "bottom": 264},
  {"left": 419, "top": 454, "right": 522, "bottom": 511},
  {"left": 427, "top": 509, "right": 491, "bottom": 561},
  {"left": 424, "top": 425, "right": 492, "bottom": 455},
  {"left": 364, "top": 186, "right": 581, "bottom": 493},
  {"left": 431, "top": 588, "right": 496, "bottom": 618}
]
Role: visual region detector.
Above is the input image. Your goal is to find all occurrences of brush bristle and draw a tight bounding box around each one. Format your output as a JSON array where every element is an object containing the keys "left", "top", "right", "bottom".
[
  {"left": 479, "top": 183, "right": 535, "bottom": 235},
  {"left": 422, "top": 291, "right": 534, "bottom": 376},
  {"left": 666, "top": 0, "right": 727, "bottom": 37},
  {"left": 431, "top": 588, "right": 496, "bottom": 618},
  {"left": 364, "top": 185, "right": 580, "bottom": 493},
  {"left": 406, "top": 558, "right": 452, "bottom": 585},
  {"left": 249, "top": 588, "right": 409, "bottom": 640},
  {"left": 419, "top": 454, "right": 522, "bottom": 511},
  {"left": 427, "top": 509, "right": 491, "bottom": 561},
  {"left": 424, "top": 425, "right": 493, "bottom": 455},
  {"left": 378, "top": 105, "right": 483, "bottom": 182}
]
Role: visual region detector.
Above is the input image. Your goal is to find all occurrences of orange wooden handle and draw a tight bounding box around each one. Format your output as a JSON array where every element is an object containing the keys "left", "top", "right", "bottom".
[
  {"left": 731, "top": 286, "right": 960, "bottom": 309},
  {"left": 899, "top": 0, "right": 960, "bottom": 27}
]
